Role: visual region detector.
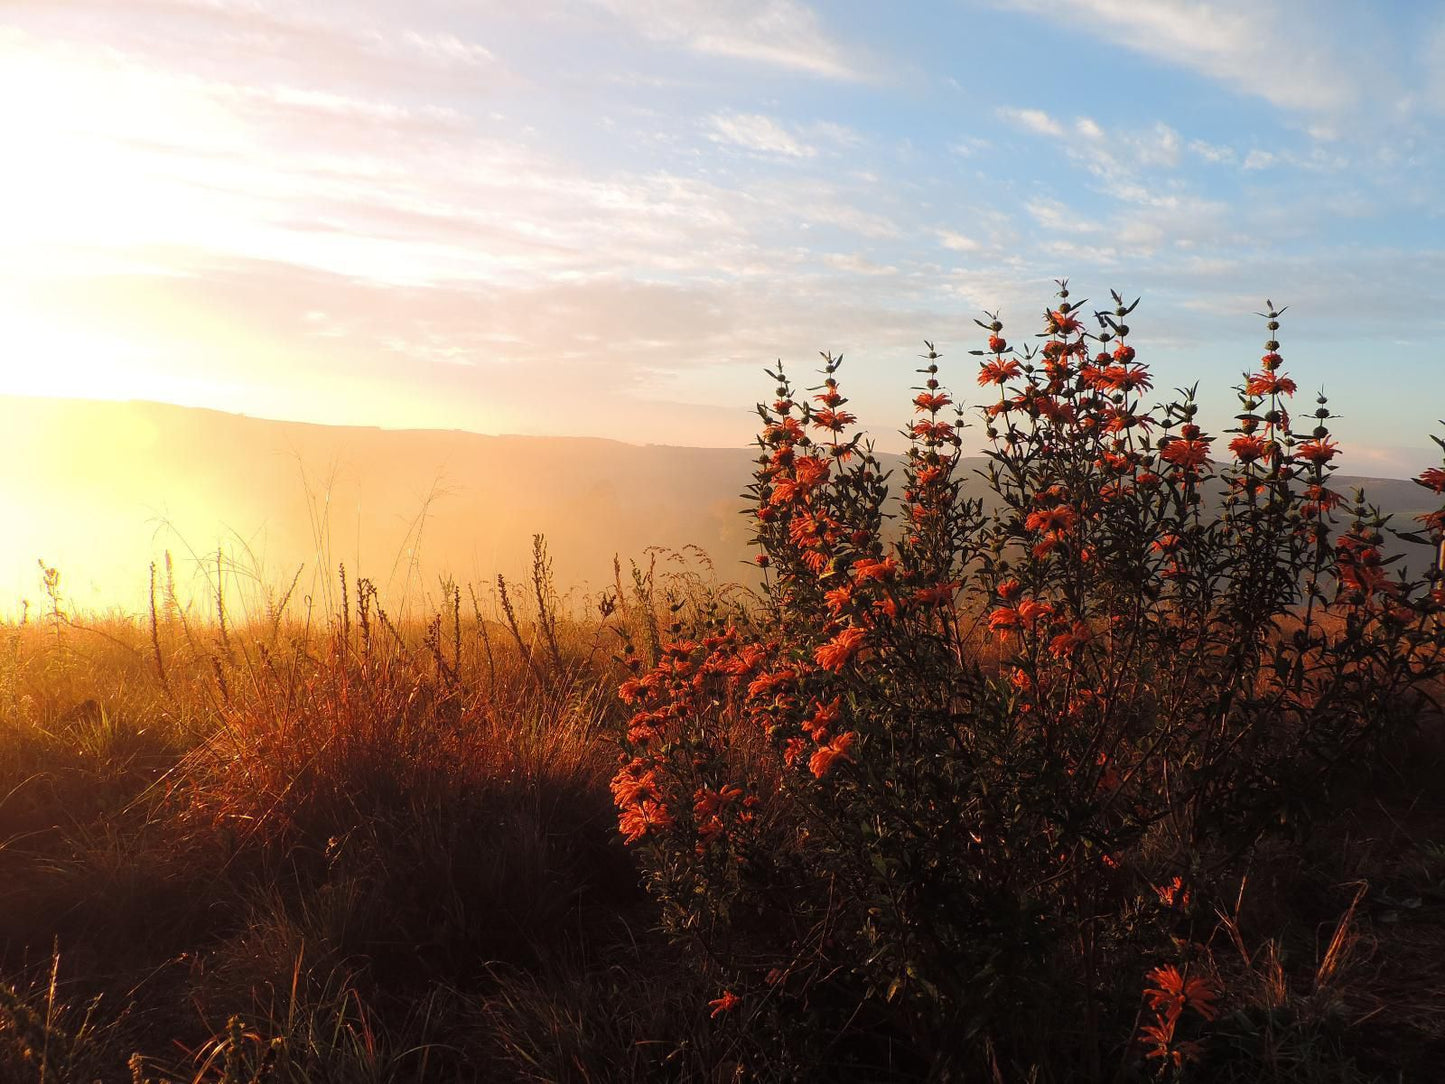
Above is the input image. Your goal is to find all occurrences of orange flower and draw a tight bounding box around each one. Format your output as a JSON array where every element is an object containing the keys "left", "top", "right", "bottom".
[
  {"left": 1159, "top": 437, "right": 1212, "bottom": 470},
  {"left": 1047, "top": 310, "right": 1082, "bottom": 335},
  {"left": 913, "top": 390, "right": 952, "bottom": 412},
  {"left": 693, "top": 784, "right": 743, "bottom": 822},
  {"left": 911, "top": 419, "right": 957, "bottom": 443},
  {"left": 1144, "top": 965, "right": 1220, "bottom": 1023},
  {"left": 708, "top": 990, "right": 741, "bottom": 1017},
  {"left": 1294, "top": 436, "right": 1339, "bottom": 465},
  {"left": 1025, "top": 504, "right": 1077, "bottom": 534},
  {"left": 1084, "top": 363, "right": 1152, "bottom": 394},
  {"left": 1155, "top": 876, "right": 1191, "bottom": 909},
  {"left": 1048, "top": 621, "right": 1091, "bottom": 658},
  {"left": 912, "top": 582, "right": 959, "bottom": 606},
  {"left": 996, "top": 579, "right": 1023, "bottom": 601},
  {"left": 782, "top": 736, "right": 808, "bottom": 767},
  {"left": 812, "top": 408, "right": 856, "bottom": 432},
  {"left": 851, "top": 556, "right": 898, "bottom": 582},
  {"left": 769, "top": 477, "right": 807, "bottom": 506},
  {"left": 618, "top": 799, "right": 674, "bottom": 844},
  {"left": 763, "top": 417, "right": 804, "bottom": 444},
  {"left": 814, "top": 626, "right": 867, "bottom": 671},
  {"left": 1416, "top": 467, "right": 1445, "bottom": 494},
  {"left": 978, "top": 357, "right": 1023, "bottom": 386},
  {"left": 610, "top": 761, "right": 659, "bottom": 806},
  {"left": 1245, "top": 372, "right": 1298, "bottom": 397},
  {"left": 1228, "top": 434, "right": 1269, "bottom": 463},
  {"left": 809, "top": 731, "right": 856, "bottom": 778},
  {"left": 988, "top": 606, "right": 1021, "bottom": 638},
  {"left": 824, "top": 584, "right": 855, "bottom": 615},
  {"left": 793, "top": 455, "right": 830, "bottom": 486},
  {"left": 1016, "top": 598, "right": 1054, "bottom": 625}
]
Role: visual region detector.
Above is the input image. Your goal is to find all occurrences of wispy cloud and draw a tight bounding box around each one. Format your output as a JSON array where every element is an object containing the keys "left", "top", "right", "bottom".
[
  {"left": 993, "top": 0, "right": 1369, "bottom": 114},
  {"left": 588, "top": 0, "right": 864, "bottom": 80},
  {"left": 709, "top": 112, "right": 816, "bottom": 157},
  {"left": 997, "top": 106, "right": 1065, "bottom": 137}
]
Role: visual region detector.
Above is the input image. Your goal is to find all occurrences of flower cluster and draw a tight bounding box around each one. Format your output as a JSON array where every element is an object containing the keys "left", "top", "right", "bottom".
[{"left": 610, "top": 284, "right": 1445, "bottom": 1075}]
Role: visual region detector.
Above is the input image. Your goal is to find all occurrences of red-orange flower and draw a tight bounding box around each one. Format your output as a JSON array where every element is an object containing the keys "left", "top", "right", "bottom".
[
  {"left": 763, "top": 417, "right": 804, "bottom": 444},
  {"left": 912, "top": 582, "right": 959, "bottom": 606},
  {"left": 851, "top": 556, "right": 897, "bottom": 582},
  {"left": 1047, "top": 310, "right": 1082, "bottom": 335},
  {"left": 1017, "top": 598, "right": 1054, "bottom": 625},
  {"left": 618, "top": 799, "right": 674, "bottom": 844},
  {"left": 911, "top": 419, "right": 957, "bottom": 443},
  {"left": 814, "top": 626, "right": 867, "bottom": 671},
  {"left": 1159, "top": 437, "right": 1212, "bottom": 470},
  {"left": 812, "top": 408, "right": 856, "bottom": 432},
  {"left": 1416, "top": 467, "right": 1445, "bottom": 494},
  {"left": 1246, "top": 372, "right": 1297, "bottom": 397},
  {"left": 809, "top": 731, "right": 856, "bottom": 778},
  {"left": 1294, "top": 436, "right": 1339, "bottom": 465},
  {"left": 708, "top": 990, "right": 741, "bottom": 1017},
  {"left": 1048, "top": 621, "right": 1091, "bottom": 658},
  {"left": 913, "top": 391, "right": 952, "bottom": 412},
  {"left": 1025, "top": 504, "right": 1078, "bottom": 534},
  {"left": 978, "top": 357, "right": 1022, "bottom": 386},
  {"left": 793, "top": 455, "right": 830, "bottom": 486},
  {"left": 1228, "top": 434, "right": 1269, "bottom": 463},
  {"left": 988, "top": 607, "right": 1021, "bottom": 638},
  {"left": 1144, "top": 965, "right": 1220, "bottom": 1023}
]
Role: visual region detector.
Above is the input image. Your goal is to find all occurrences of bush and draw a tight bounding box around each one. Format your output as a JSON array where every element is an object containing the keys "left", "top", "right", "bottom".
[{"left": 611, "top": 285, "right": 1445, "bottom": 1080}]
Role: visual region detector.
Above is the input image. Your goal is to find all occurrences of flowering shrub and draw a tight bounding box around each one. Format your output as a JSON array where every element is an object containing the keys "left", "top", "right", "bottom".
[{"left": 612, "top": 285, "right": 1445, "bottom": 1077}]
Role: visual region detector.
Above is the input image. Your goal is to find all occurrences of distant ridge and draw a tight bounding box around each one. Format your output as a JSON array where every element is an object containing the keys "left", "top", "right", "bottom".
[{"left": 1, "top": 395, "right": 1436, "bottom": 615}]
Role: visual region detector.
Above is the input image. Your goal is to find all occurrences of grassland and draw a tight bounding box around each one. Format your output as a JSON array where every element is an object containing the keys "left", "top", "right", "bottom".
[{"left": 1, "top": 543, "right": 1443, "bottom": 1082}]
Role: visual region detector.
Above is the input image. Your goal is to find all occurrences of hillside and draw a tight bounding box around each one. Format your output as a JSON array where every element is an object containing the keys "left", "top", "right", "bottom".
[{"left": 1, "top": 395, "right": 1437, "bottom": 615}]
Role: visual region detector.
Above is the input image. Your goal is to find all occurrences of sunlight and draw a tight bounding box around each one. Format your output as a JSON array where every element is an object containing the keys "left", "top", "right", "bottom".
[{"left": 0, "top": 37, "right": 243, "bottom": 258}]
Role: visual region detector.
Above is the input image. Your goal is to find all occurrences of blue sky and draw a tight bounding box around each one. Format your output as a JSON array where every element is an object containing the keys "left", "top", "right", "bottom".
[{"left": 3, "top": 0, "right": 1444, "bottom": 474}]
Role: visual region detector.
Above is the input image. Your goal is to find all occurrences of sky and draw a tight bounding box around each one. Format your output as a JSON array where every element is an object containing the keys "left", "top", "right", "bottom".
[{"left": 3, "top": 0, "right": 1445, "bottom": 474}]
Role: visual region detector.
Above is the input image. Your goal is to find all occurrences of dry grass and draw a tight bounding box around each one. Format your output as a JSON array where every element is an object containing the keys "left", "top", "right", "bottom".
[{"left": 1, "top": 552, "right": 1442, "bottom": 1081}]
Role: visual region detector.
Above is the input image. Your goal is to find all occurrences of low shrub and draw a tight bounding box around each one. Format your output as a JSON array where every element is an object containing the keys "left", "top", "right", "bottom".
[{"left": 612, "top": 285, "right": 1445, "bottom": 1080}]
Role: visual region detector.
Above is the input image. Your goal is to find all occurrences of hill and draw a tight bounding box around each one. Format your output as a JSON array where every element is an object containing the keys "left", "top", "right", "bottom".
[{"left": 1, "top": 395, "right": 1436, "bottom": 615}]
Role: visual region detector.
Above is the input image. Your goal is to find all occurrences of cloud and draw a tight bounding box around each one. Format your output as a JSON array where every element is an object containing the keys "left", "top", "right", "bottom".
[
  {"left": 709, "top": 112, "right": 816, "bottom": 157},
  {"left": 588, "top": 0, "right": 864, "bottom": 80},
  {"left": 1188, "top": 139, "right": 1237, "bottom": 164},
  {"left": 938, "top": 231, "right": 981, "bottom": 252},
  {"left": 997, "top": 106, "right": 1065, "bottom": 137},
  {"left": 821, "top": 252, "right": 897, "bottom": 276},
  {"left": 992, "top": 0, "right": 1375, "bottom": 115}
]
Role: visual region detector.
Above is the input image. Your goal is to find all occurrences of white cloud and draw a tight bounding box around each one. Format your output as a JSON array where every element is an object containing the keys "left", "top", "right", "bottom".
[
  {"left": 1189, "top": 138, "right": 1237, "bottom": 164},
  {"left": 993, "top": 0, "right": 1366, "bottom": 114},
  {"left": 997, "top": 106, "right": 1065, "bottom": 137},
  {"left": 938, "top": 230, "right": 981, "bottom": 252},
  {"left": 589, "top": 0, "right": 863, "bottom": 80},
  {"left": 822, "top": 252, "right": 897, "bottom": 275},
  {"left": 708, "top": 112, "right": 816, "bottom": 157}
]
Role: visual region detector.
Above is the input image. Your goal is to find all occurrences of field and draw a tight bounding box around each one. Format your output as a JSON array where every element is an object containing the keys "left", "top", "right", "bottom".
[{"left": 6, "top": 296, "right": 1445, "bottom": 1082}]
